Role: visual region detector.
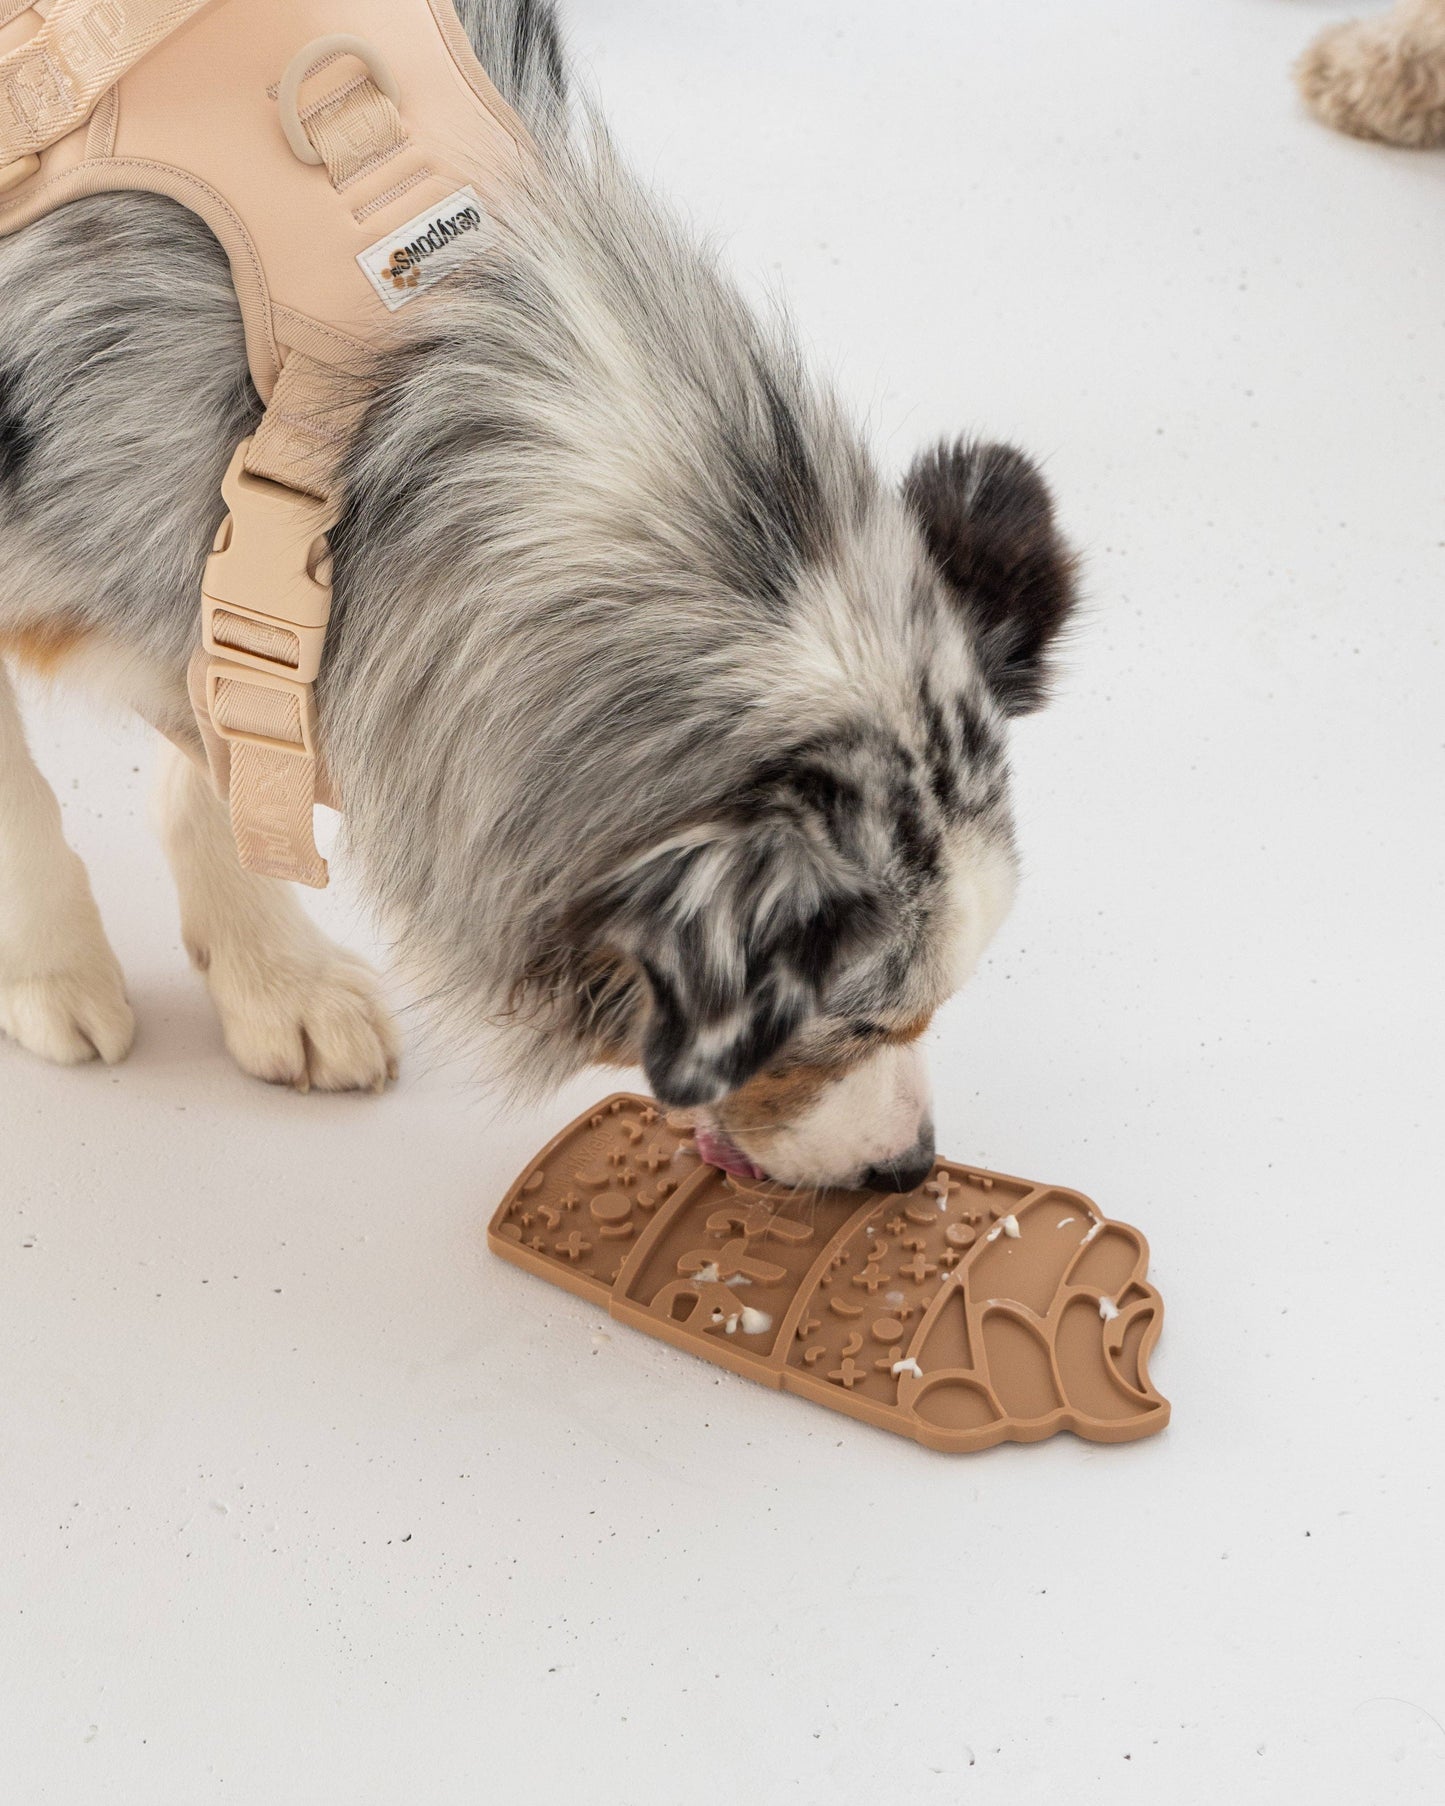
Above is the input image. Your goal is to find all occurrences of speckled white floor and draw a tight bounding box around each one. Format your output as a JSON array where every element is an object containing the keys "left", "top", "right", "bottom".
[{"left": 4, "top": 2, "right": 1444, "bottom": 1801}]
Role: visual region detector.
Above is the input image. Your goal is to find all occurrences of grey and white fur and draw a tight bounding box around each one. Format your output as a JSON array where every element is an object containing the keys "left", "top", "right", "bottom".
[{"left": 0, "top": 0, "right": 1077, "bottom": 1189}]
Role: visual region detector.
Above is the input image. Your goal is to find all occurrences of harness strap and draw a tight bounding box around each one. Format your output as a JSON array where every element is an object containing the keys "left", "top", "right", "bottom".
[
  {"left": 190, "top": 36, "right": 415, "bottom": 889},
  {"left": 191, "top": 349, "right": 369, "bottom": 888},
  {"left": 0, "top": 0, "right": 213, "bottom": 164},
  {"left": 284, "top": 36, "right": 409, "bottom": 189},
  {"left": 190, "top": 39, "right": 422, "bottom": 887},
  {"left": 246, "top": 346, "right": 373, "bottom": 500}
]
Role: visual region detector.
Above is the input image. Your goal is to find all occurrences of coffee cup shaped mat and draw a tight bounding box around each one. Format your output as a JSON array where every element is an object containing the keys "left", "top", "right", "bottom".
[{"left": 489, "top": 1095, "right": 1169, "bottom": 1453}]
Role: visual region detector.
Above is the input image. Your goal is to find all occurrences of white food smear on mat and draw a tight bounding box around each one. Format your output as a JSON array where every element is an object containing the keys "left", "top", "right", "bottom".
[
  {"left": 695, "top": 1260, "right": 752, "bottom": 1289},
  {"left": 892, "top": 1358, "right": 923, "bottom": 1379},
  {"left": 1099, "top": 1296, "right": 1119, "bottom": 1322},
  {"left": 709, "top": 1303, "right": 769, "bottom": 1335}
]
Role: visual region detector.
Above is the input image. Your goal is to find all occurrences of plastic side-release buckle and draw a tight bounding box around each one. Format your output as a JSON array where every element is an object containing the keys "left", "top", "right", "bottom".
[{"left": 201, "top": 439, "right": 334, "bottom": 685}]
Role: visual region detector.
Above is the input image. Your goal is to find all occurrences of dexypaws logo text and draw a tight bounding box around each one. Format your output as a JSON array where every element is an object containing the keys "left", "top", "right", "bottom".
[{"left": 357, "top": 187, "right": 490, "bottom": 313}]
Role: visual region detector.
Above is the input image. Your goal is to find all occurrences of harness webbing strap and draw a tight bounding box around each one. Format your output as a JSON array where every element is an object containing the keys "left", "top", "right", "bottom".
[
  {"left": 212, "top": 669, "right": 329, "bottom": 886},
  {"left": 193, "top": 352, "right": 363, "bottom": 887},
  {"left": 246, "top": 349, "right": 372, "bottom": 500},
  {"left": 299, "top": 65, "right": 408, "bottom": 189},
  {"left": 190, "top": 46, "right": 407, "bottom": 888},
  {"left": 0, "top": 0, "right": 214, "bottom": 160}
]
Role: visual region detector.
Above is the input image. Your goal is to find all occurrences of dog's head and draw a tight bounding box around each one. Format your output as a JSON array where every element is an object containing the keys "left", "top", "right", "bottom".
[{"left": 570, "top": 439, "right": 1076, "bottom": 1189}]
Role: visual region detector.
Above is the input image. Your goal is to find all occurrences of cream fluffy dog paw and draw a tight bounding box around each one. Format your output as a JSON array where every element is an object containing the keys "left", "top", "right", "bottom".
[
  {"left": 0, "top": 944, "right": 136, "bottom": 1067},
  {"left": 199, "top": 938, "right": 399, "bottom": 1093},
  {"left": 1297, "top": 10, "right": 1445, "bottom": 148}
]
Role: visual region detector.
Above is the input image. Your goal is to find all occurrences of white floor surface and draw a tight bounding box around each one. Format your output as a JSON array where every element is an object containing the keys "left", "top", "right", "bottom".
[{"left": 4, "top": 2, "right": 1444, "bottom": 1800}]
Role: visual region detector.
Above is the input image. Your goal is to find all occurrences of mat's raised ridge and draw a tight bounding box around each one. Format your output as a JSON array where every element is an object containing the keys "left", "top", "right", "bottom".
[{"left": 489, "top": 1095, "right": 1169, "bottom": 1453}]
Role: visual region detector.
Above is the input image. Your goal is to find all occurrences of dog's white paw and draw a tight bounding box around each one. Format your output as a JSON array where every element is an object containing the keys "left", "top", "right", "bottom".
[
  {"left": 1297, "top": 17, "right": 1445, "bottom": 148},
  {"left": 0, "top": 946, "right": 135, "bottom": 1068},
  {"left": 200, "top": 939, "right": 399, "bottom": 1094}
]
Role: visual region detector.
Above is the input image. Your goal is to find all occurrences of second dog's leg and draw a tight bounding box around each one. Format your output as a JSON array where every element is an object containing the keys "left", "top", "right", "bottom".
[
  {"left": 0, "top": 660, "right": 135, "bottom": 1065},
  {"left": 1297, "top": 0, "right": 1445, "bottom": 147},
  {"left": 155, "top": 741, "right": 399, "bottom": 1092}
]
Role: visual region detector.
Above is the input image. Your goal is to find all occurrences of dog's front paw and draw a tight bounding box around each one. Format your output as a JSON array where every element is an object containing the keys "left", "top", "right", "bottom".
[
  {"left": 0, "top": 946, "right": 135, "bottom": 1068},
  {"left": 1297, "top": 16, "right": 1445, "bottom": 148},
  {"left": 201, "top": 940, "right": 399, "bottom": 1094}
]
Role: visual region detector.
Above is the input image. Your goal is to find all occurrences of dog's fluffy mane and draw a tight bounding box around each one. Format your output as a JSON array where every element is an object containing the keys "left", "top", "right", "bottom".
[{"left": 0, "top": 0, "right": 1076, "bottom": 1104}]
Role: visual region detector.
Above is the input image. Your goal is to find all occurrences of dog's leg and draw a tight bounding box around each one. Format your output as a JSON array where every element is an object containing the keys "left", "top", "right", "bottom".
[
  {"left": 0, "top": 660, "right": 135, "bottom": 1065},
  {"left": 1297, "top": 0, "right": 1445, "bottom": 147},
  {"left": 154, "top": 741, "right": 399, "bottom": 1092}
]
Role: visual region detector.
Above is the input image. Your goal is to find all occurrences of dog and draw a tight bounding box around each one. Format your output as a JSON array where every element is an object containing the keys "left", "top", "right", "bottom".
[
  {"left": 1298, "top": 0, "right": 1445, "bottom": 146},
  {"left": 0, "top": 0, "right": 1076, "bottom": 1192}
]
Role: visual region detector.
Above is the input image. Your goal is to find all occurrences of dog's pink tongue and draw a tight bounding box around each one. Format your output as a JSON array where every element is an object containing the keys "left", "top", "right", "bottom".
[{"left": 694, "top": 1126, "right": 766, "bottom": 1182}]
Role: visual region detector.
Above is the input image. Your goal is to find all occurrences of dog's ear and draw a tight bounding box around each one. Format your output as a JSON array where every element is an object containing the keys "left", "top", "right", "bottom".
[
  {"left": 903, "top": 439, "right": 1078, "bottom": 715},
  {"left": 580, "top": 818, "right": 883, "bottom": 1108}
]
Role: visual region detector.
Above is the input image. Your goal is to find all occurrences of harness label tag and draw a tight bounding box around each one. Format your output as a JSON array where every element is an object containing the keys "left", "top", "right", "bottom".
[{"left": 357, "top": 186, "right": 490, "bottom": 312}]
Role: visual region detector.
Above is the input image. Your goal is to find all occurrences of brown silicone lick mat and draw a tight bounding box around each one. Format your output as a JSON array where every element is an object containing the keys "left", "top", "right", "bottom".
[{"left": 488, "top": 1095, "right": 1169, "bottom": 1454}]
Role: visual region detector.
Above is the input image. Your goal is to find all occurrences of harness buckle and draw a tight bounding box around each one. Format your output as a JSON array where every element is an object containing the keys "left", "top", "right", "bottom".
[{"left": 201, "top": 438, "right": 334, "bottom": 684}]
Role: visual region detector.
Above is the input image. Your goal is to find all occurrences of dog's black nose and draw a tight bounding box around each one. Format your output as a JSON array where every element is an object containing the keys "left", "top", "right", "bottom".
[{"left": 859, "top": 1141, "right": 936, "bottom": 1195}]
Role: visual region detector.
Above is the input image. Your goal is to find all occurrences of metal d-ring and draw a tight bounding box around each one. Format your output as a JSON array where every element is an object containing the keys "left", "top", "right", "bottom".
[{"left": 277, "top": 34, "right": 402, "bottom": 168}]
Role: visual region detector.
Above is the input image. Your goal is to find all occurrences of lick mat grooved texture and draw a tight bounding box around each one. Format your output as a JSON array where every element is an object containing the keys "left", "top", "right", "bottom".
[{"left": 488, "top": 1095, "right": 1169, "bottom": 1453}]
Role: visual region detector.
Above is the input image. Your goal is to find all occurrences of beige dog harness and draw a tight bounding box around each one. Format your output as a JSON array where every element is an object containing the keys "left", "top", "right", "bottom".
[{"left": 0, "top": 0, "right": 529, "bottom": 884}]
